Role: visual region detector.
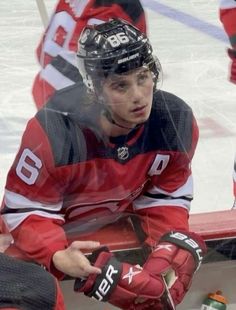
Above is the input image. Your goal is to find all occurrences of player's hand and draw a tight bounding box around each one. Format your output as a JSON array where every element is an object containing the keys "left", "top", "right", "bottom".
[
  {"left": 74, "top": 246, "right": 166, "bottom": 310},
  {"left": 143, "top": 231, "right": 207, "bottom": 306},
  {"left": 228, "top": 48, "right": 236, "bottom": 84},
  {"left": 52, "top": 240, "right": 102, "bottom": 278}
]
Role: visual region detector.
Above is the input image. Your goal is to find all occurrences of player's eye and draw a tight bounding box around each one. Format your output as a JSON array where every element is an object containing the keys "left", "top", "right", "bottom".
[
  {"left": 137, "top": 71, "right": 150, "bottom": 84},
  {"left": 111, "top": 81, "right": 129, "bottom": 92}
]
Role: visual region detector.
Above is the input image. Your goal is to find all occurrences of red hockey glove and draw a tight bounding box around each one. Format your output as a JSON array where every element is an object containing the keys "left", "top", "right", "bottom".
[
  {"left": 74, "top": 247, "right": 167, "bottom": 310},
  {"left": 144, "top": 231, "right": 207, "bottom": 306},
  {"left": 228, "top": 48, "right": 236, "bottom": 84}
]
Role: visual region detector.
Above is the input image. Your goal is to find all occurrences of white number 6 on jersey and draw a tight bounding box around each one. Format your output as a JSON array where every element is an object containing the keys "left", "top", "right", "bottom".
[{"left": 16, "top": 149, "right": 42, "bottom": 185}]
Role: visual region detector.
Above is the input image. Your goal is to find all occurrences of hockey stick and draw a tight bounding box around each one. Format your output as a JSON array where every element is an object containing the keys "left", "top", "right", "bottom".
[
  {"left": 161, "top": 275, "right": 176, "bottom": 310},
  {"left": 35, "top": 0, "right": 49, "bottom": 29}
]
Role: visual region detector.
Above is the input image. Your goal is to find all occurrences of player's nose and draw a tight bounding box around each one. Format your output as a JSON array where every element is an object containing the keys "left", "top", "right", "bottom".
[{"left": 131, "top": 84, "right": 143, "bottom": 104}]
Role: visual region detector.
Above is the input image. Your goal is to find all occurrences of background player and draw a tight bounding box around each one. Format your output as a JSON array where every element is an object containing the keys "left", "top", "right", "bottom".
[
  {"left": 0, "top": 234, "right": 65, "bottom": 310},
  {"left": 219, "top": 0, "right": 236, "bottom": 207},
  {"left": 1, "top": 19, "right": 206, "bottom": 309},
  {"left": 0, "top": 254, "right": 65, "bottom": 310},
  {"left": 32, "top": 0, "right": 147, "bottom": 109},
  {"left": 219, "top": 0, "right": 236, "bottom": 84}
]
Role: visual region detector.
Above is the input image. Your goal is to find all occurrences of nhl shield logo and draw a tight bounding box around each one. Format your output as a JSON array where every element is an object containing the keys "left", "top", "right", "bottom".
[{"left": 117, "top": 146, "right": 129, "bottom": 161}]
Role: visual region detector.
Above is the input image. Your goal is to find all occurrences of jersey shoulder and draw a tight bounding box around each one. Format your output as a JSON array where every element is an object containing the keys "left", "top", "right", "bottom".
[
  {"left": 36, "top": 83, "right": 91, "bottom": 167},
  {"left": 149, "top": 90, "right": 196, "bottom": 152},
  {"left": 93, "top": 0, "right": 145, "bottom": 23},
  {"left": 153, "top": 90, "right": 193, "bottom": 114}
]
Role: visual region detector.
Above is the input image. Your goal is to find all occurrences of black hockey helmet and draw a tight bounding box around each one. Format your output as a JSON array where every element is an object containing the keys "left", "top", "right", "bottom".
[{"left": 77, "top": 18, "right": 161, "bottom": 93}]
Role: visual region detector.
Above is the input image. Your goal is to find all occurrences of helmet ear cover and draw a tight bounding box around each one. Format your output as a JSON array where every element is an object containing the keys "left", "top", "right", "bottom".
[{"left": 77, "top": 19, "right": 161, "bottom": 93}]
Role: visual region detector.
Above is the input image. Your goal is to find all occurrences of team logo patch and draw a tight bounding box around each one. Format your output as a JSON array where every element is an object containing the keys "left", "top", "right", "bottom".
[
  {"left": 122, "top": 265, "right": 142, "bottom": 284},
  {"left": 117, "top": 146, "right": 129, "bottom": 160},
  {"left": 154, "top": 244, "right": 173, "bottom": 252}
]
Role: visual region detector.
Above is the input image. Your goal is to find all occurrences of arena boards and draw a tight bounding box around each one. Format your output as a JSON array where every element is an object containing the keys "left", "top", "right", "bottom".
[
  {"left": 5, "top": 209, "right": 236, "bottom": 309},
  {"left": 60, "top": 209, "right": 236, "bottom": 310}
]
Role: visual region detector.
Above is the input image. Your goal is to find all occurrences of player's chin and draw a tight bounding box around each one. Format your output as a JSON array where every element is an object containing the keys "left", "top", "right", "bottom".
[{"left": 131, "top": 111, "right": 151, "bottom": 124}]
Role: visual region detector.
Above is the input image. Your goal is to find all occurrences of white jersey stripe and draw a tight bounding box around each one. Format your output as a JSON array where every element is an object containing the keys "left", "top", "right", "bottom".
[
  {"left": 2, "top": 211, "right": 64, "bottom": 232},
  {"left": 147, "top": 175, "right": 193, "bottom": 199},
  {"left": 40, "top": 63, "right": 75, "bottom": 89},
  {"left": 133, "top": 175, "right": 193, "bottom": 211},
  {"left": 3, "top": 190, "right": 64, "bottom": 231},
  {"left": 4, "top": 190, "right": 63, "bottom": 211}
]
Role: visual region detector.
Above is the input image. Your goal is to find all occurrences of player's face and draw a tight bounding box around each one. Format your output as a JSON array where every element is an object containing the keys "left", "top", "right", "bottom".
[{"left": 102, "top": 67, "right": 154, "bottom": 128}]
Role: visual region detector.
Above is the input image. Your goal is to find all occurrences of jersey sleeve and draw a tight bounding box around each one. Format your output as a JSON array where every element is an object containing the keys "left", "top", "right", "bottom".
[
  {"left": 1, "top": 117, "right": 69, "bottom": 277},
  {"left": 219, "top": 0, "right": 236, "bottom": 47},
  {"left": 133, "top": 113, "right": 199, "bottom": 246},
  {"left": 32, "top": 0, "right": 147, "bottom": 109}
]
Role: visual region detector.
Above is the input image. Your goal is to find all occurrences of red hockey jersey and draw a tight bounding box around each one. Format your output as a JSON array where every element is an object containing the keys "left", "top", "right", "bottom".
[
  {"left": 219, "top": 0, "right": 236, "bottom": 47},
  {"left": 1, "top": 85, "right": 198, "bottom": 276},
  {"left": 32, "top": 0, "right": 147, "bottom": 109}
]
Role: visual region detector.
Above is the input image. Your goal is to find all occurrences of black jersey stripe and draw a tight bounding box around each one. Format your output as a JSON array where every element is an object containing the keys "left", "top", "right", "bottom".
[
  {"left": 50, "top": 55, "right": 83, "bottom": 83},
  {"left": 1, "top": 204, "right": 61, "bottom": 216},
  {"left": 144, "top": 192, "right": 193, "bottom": 202}
]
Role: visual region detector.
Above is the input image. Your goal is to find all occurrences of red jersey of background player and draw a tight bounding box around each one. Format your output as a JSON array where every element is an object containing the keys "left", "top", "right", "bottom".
[
  {"left": 219, "top": 0, "right": 236, "bottom": 206},
  {"left": 1, "top": 82, "right": 198, "bottom": 276},
  {"left": 219, "top": 0, "right": 236, "bottom": 47},
  {"left": 32, "top": 0, "right": 147, "bottom": 109}
]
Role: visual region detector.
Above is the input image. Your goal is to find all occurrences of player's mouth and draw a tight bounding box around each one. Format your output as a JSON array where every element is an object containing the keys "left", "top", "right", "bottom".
[{"left": 131, "top": 105, "right": 147, "bottom": 115}]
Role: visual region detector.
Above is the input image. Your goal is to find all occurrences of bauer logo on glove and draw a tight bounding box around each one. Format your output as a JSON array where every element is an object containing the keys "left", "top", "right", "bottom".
[
  {"left": 74, "top": 246, "right": 166, "bottom": 310},
  {"left": 162, "top": 231, "right": 205, "bottom": 270}
]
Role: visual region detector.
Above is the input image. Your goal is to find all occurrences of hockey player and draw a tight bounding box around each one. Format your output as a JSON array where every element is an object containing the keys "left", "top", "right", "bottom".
[
  {"left": 0, "top": 254, "right": 65, "bottom": 310},
  {"left": 1, "top": 19, "right": 206, "bottom": 309},
  {"left": 219, "top": 0, "right": 236, "bottom": 84},
  {"left": 0, "top": 234, "right": 65, "bottom": 310},
  {"left": 219, "top": 0, "right": 236, "bottom": 207},
  {"left": 32, "top": 0, "right": 147, "bottom": 109}
]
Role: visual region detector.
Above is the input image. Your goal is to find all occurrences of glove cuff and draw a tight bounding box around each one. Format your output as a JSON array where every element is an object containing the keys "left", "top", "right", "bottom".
[{"left": 160, "top": 231, "right": 206, "bottom": 270}]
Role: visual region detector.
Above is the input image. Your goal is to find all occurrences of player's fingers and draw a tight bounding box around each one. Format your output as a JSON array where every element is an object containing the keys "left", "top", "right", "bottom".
[
  {"left": 0, "top": 234, "right": 13, "bottom": 252},
  {"left": 70, "top": 240, "right": 100, "bottom": 251},
  {"left": 78, "top": 255, "right": 101, "bottom": 276},
  {"left": 84, "top": 263, "right": 101, "bottom": 275}
]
